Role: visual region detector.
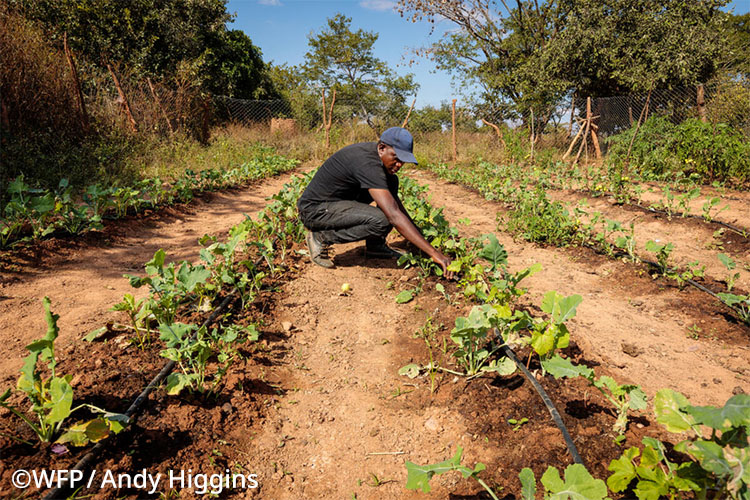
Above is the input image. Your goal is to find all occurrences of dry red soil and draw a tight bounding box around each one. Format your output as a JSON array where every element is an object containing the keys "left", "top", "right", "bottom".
[{"left": 0, "top": 166, "right": 748, "bottom": 499}]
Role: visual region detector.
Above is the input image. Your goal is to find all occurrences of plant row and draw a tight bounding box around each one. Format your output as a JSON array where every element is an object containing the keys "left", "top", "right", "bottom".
[
  {"left": 0, "top": 169, "right": 312, "bottom": 456},
  {"left": 0, "top": 145, "right": 298, "bottom": 248},
  {"left": 415, "top": 162, "right": 750, "bottom": 326},
  {"left": 394, "top": 176, "right": 749, "bottom": 499}
]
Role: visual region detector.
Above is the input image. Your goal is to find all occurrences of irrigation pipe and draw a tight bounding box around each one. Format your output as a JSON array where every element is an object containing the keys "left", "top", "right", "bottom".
[
  {"left": 494, "top": 328, "right": 584, "bottom": 466},
  {"left": 630, "top": 203, "right": 748, "bottom": 238},
  {"left": 43, "top": 239, "right": 282, "bottom": 500}
]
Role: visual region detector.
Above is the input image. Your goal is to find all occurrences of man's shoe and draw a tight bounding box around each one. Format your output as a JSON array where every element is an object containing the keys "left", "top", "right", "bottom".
[
  {"left": 365, "top": 244, "right": 404, "bottom": 260},
  {"left": 305, "top": 231, "right": 334, "bottom": 268}
]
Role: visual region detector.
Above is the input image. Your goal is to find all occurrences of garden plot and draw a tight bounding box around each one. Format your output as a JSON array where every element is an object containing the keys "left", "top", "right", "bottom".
[{"left": 0, "top": 166, "right": 748, "bottom": 499}]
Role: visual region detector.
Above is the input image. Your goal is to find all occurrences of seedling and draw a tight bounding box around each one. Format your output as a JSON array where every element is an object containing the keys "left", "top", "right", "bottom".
[
  {"left": 718, "top": 253, "right": 740, "bottom": 292},
  {"left": 0, "top": 298, "right": 127, "bottom": 445},
  {"left": 508, "top": 417, "right": 529, "bottom": 431},
  {"left": 405, "top": 446, "right": 500, "bottom": 500},
  {"left": 519, "top": 464, "right": 607, "bottom": 500}
]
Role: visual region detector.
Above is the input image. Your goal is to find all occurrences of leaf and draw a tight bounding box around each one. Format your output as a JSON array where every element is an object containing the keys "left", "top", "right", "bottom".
[
  {"left": 164, "top": 372, "right": 193, "bottom": 395},
  {"left": 628, "top": 387, "right": 648, "bottom": 411},
  {"left": 395, "top": 290, "right": 414, "bottom": 304},
  {"left": 555, "top": 294, "right": 583, "bottom": 324},
  {"left": 540, "top": 463, "right": 608, "bottom": 499},
  {"left": 686, "top": 394, "right": 750, "bottom": 431},
  {"left": 542, "top": 355, "right": 594, "bottom": 380},
  {"left": 57, "top": 418, "right": 110, "bottom": 446},
  {"left": 84, "top": 326, "right": 108, "bottom": 342},
  {"left": 607, "top": 447, "right": 639, "bottom": 492},
  {"left": 398, "top": 364, "right": 421, "bottom": 379},
  {"left": 46, "top": 377, "right": 73, "bottom": 425},
  {"left": 482, "top": 357, "right": 517, "bottom": 375},
  {"left": 519, "top": 467, "right": 537, "bottom": 500},
  {"left": 718, "top": 253, "right": 736, "bottom": 270},
  {"left": 177, "top": 264, "right": 211, "bottom": 292},
  {"left": 480, "top": 233, "right": 508, "bottom": 270},
  {"left": 405, "top": 447, "right": 480, "bottom": 493},
  {"left": 654, "top": 389, "right": 696, "bottom": 433}
]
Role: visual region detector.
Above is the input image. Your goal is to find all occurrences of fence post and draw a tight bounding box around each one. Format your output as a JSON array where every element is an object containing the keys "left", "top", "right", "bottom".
[
  {"left": 106, "top": 61, "right": 138, "bottom": 133},
  {"left": 530, "top": 108, "right": 535, "bottom": 162},
  {"left": 697, "top": 84, "right": 707, "bottom": 123},
  {"left": 451, "top": 98, "right": 457, "bottom": 167},
  {"left": 402, "top": 98, "right": 416, "bottom": 128},
  {"left": 589, "top": 97, "right": 601, "bottom": 160},
  {"left": 63, "top": 32, "right": 89, "bottom": 134},
  {"left": 321, "top": 88, "right": 336, "bottom": 149},
  {"left": 568, "top": 94, "right": 576, "bottom": 137}
]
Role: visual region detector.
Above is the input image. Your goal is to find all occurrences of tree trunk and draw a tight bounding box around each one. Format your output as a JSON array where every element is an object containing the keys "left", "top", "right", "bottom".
[
  {"left": 697, "top": 84, "right": 707, "bottom": 123},
  {"left": 107, "top": 61, "right": 137, "bottom": 133}
]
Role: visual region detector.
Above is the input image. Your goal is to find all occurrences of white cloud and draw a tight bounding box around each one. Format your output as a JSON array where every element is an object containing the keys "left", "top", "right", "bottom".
[
  {"left": 359, "top": 0, "right": 396, "bottom": 12},
  {"left": 258, "top": 0, "right": 282, "bottom": 6}
]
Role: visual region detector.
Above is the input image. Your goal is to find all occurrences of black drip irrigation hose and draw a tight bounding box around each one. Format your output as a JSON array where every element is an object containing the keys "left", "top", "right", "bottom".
[
  {"left": 631, "top": 203, "right": 749, "bottom": 238},
  {"left": 494, "top": 328, "right": 584, "bottom": 466},
  {"left": 42, "top": 240, "right": 281, "bottom": 500}
]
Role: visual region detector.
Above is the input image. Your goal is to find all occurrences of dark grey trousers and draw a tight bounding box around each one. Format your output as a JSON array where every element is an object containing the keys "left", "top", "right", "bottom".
[{"left": 297, "top": 200, "right": 392, "bottom": 246}]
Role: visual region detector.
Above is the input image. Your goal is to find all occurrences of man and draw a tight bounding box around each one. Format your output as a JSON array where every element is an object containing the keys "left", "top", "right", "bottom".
[{"left": 297, "top": 127, "right": 454, "bottom": 279}]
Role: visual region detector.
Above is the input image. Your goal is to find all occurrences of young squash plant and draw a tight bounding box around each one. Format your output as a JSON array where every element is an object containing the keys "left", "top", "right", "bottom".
[
  {"left": 0, "top": 298, "right": 127, "bottom": 445},
  {"left": 405, "top": 446, "right": 500, "bottom": 500},
  {"left": 527, "top": 291, "right": 583, "bottom": 370}
]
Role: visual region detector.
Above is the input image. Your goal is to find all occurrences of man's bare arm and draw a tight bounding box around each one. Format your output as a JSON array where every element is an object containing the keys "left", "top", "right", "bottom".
[{"left": 369, "top": 188, "right": 454, "bottom": 279}]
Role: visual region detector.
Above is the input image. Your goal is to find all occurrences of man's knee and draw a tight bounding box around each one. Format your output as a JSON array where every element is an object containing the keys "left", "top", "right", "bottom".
[{"left": 370, "top": 210, "right": 392, "bottom": 236}]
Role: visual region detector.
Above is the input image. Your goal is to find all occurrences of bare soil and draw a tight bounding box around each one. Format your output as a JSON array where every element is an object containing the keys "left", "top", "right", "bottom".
[{"left": 1, "top": 167, "right": 748, "bottom": 499}]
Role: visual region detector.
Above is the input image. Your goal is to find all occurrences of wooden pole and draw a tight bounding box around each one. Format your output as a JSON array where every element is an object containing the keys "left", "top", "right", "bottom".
[
  {"left": 107, "top": 61, "right": 137, "bottom": 133},
  {"left": 697, "top": 84, "right": 707, "bottom": 123},
  {"left": 147, "top": 78, "right": 174, "bottom": 135},
  {"left": 321, "top": 88, "right": 336, "bottom": 149},
  {"left": 563, "top": 118, "right": 585, "bottom": 160},
  {"left": 529, "top": 108, "right": 535, "bottom": 162},
  {"left": 401, "top": 98, "right": 416, "bottom": 128},
  {"left": 63, "top": 32, "right": 89, "bottom": 133},
  {"left": 588, "top": 97, "right": 601, "bottom": 160},
  {"left": 568, "top": 93, "right": 575, "bottom": 136},
  {"left": 451, "top": 98, "right": 457, "bottom": 167}
]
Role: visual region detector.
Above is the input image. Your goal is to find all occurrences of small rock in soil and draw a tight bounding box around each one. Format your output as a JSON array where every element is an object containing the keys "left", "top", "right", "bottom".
[
  {"left": 282, "top": 321, "right": 294, "bottom": 332},
  {"left": 222, "top": 402, "right": 233, "bottom": 414},
  {"left": 424, "top": 417, "right": 440, "bottom": 432},
  {"left": 713, "top": 378, "right": 722, "bottom": 385},
  {"left": 621, "top": 342, "right": 643, "bottom": 357},
  {"left": 733, "top": 386, "right": 746, "bottom": 395}
]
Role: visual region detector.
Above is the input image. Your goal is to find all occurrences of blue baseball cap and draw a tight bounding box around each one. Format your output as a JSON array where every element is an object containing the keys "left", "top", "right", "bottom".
[{"left": 380, "top": 127, "right": 418, "bottom": 164}]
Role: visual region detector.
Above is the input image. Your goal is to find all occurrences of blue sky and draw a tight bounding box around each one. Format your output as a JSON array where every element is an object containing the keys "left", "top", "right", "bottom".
[{"left": 226, "top": 0, "right": 750, "bottom": 108}]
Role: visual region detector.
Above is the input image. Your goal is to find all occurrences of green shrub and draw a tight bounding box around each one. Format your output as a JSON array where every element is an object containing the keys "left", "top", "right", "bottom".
[{"left": 607, "top": 116, "right": 750, "bottom": 183}]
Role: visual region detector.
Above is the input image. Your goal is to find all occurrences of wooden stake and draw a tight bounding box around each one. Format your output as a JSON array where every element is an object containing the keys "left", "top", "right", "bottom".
[
  {"left": 63, "top": 32, "right": 89, "bottom": 133},
  {"left": 568, "top": 93, "right": 575, "bottom": 136},
  {"left": 588, "top": 97, "right": 601, "bottom": 160},
  {"left": 624, "top": 88, "right": 653, "bottom": 177},
  {"left": 107, "top": 61, "right": 137, "bottom": 133},
  {"left": 321, "top": 88, "right": 336, "bottom": 149},
  {"left": 563, "top": 118, "right": 586, "bottom": 160},
  {"left": 401, "top": 98, "right": 416, "bottom": 128},
  {"left": 451, "top": 98, "right": 457, "bottom": 167},
  {"left": 697, "top": 84, "right": 707, "bottom": 123},
  {"left": 148, "top": 78, "right": 174, "bottom": 135},
  {"left": 481, "top": 118, "right": 507, "bottom": 149},
  {"left": 530, "top": 109, "right": 535, "bottom": 162}
]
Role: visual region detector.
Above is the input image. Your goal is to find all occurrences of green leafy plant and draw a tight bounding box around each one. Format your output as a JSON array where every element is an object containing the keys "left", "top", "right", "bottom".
[
  {"left": 519, "top": 463, "right": 608, "bottom": 500},
  {"left": 718, "top": 253, "right": 740, "bottom": 292},
  {"left": 111, "top": 293, "right": 154, "bottom": 349},
  {"left": 450, "top": 304, "right": 517, "bottom": 377},
  {"left": 160, "top": 322, "right": 257, "bottom": 396},
  {"left": 717, "top": 293, "right": 750, "bottom": 326},
  {"left": 608, "top": 389, "right": 750, "bottom": 500},
  {"left": 543, "top": 355, "right": 647, "bottom": 434},
  {"left": 0, "top": 298, "right": 127, "bottom": 445},
  {"left": 528, "top": 291, "right": 583, "bottom": 369},
  {"left": 405, "top": 446, "right": 500, "bottom": 500},
  {"left": 645, "top": 240, "right": 674, "bottom": 277}
]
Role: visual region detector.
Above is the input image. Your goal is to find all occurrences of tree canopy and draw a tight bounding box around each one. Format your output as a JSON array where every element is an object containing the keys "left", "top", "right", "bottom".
[
  {"left": 11, "top": 0, "right": 277, "bottom": 98},
  {"left": 397, "top": 0, "right": 734, "bottom": 126},
  {"left": 301, "top": 13, "right": 419, "bottom": 128}
]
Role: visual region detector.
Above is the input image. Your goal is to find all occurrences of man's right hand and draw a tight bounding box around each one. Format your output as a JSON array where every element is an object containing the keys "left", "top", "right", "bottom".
[{"left": 432, "top": 253, "right": 455, "bottom": 280}]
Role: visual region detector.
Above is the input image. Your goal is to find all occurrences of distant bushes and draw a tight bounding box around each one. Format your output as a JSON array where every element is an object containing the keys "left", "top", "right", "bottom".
[{"left": 607, "top": 116, "right": 750, "bottom": 183}]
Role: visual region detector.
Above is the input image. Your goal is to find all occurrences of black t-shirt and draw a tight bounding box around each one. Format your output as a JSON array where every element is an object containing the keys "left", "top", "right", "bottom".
[{"left": 298, "top": 142, "right": 399, "bottom": 211}]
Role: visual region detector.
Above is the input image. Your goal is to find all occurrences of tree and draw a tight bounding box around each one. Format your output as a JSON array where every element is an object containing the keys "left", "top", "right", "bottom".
[
  {"left": 302, "top": 13, "right": 419, "bottom": 130},
  {"left": 722, "top": 12, "right": 750, "bottom": 77},
  {"left": 397, "top": 0, "right": 732, "bottom": 130}
]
